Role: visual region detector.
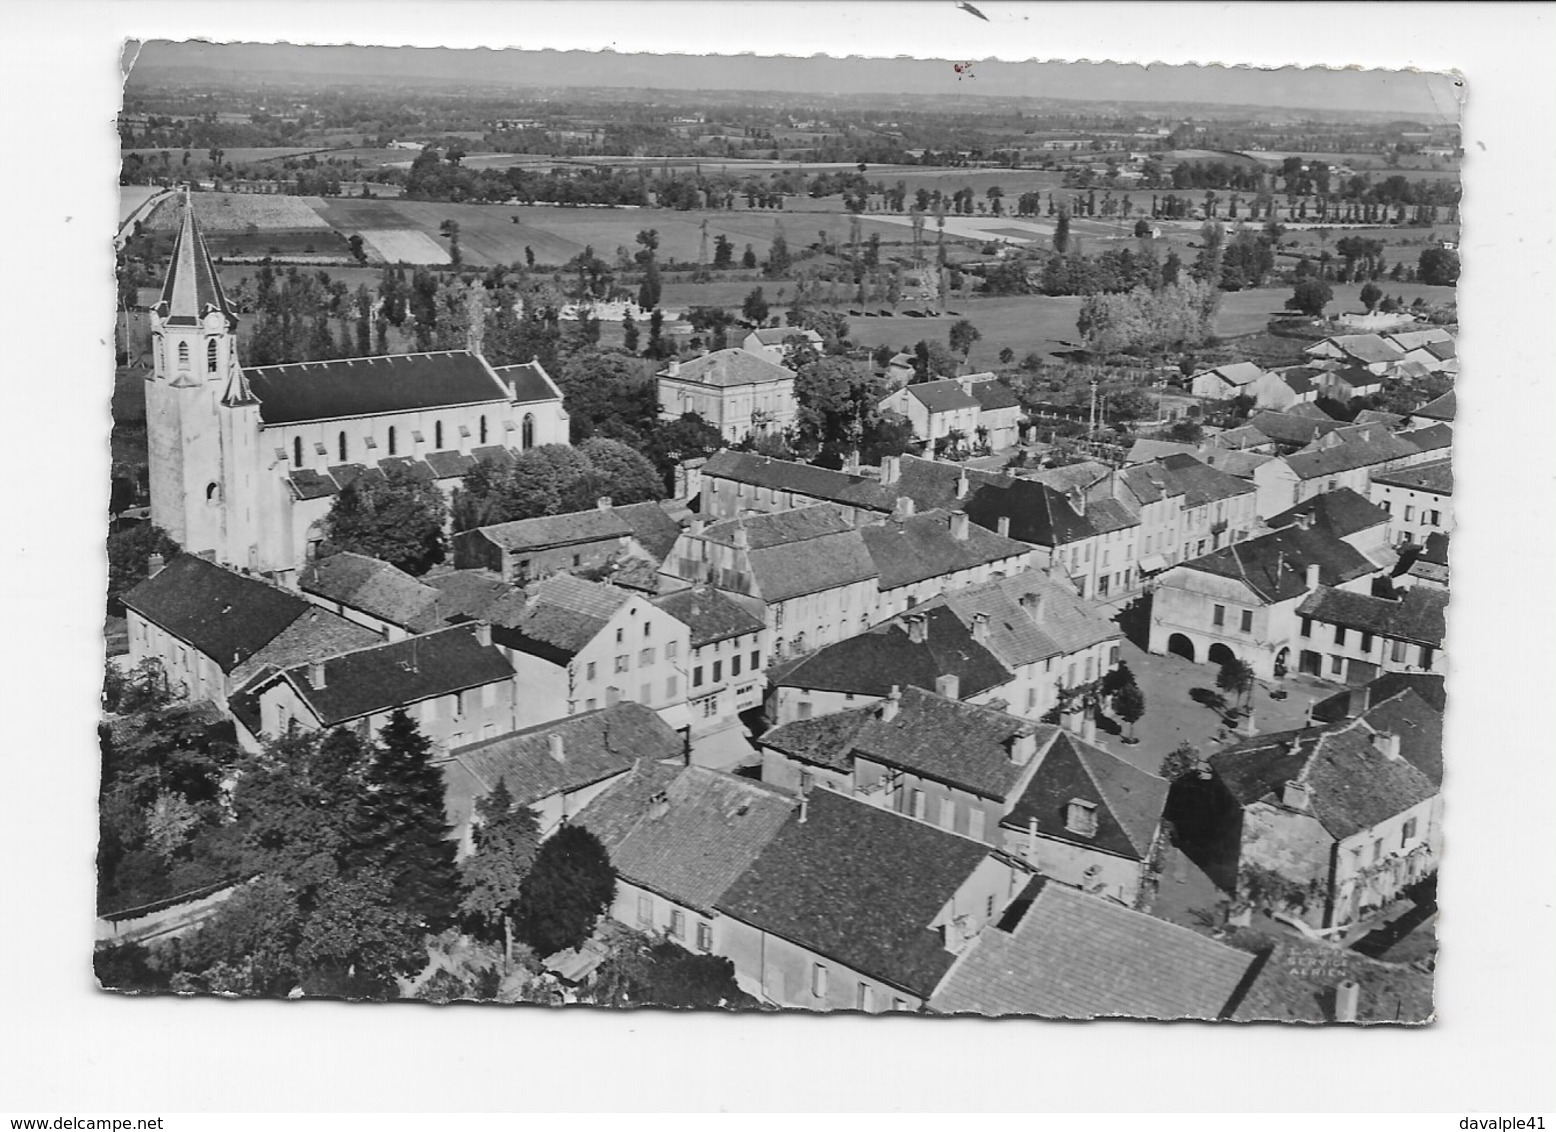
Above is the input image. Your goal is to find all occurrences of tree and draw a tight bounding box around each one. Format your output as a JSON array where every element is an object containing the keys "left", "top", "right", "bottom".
[
  {"left": 1111, "top": 682, "right": 1145, "bottom": 743},
  {"left": 765, "top": 226, "right": 791, "bottom": 278},
  {"left": 741, "top": 243, "right": 758, "bottom": 269},
  {"left": 948, "top": 319, "right": 982, "bottom": 366},
  {"left": 712, "top": 233, "right": 734, "bottom": 269},
  {"left": 514, "top": 823, "right": 616, "bottom": 957},
  {"left": 1417, "top": 246, "right": 1460, "bottom": 287},
  {"left": 1053, "top": 208, "right": 1071, "bottom": 255},
  {"left": 1359, "top": 281, "right": 1383, "bottom": 313},
  {"left": 355, "top": 709, "right": 459, "bottom": 929},
  {"left": 912, "top": 338, "right": 961, "bottom": 382},
  {"left": 1157, "top": 741, "right": 1204, "bottom": 783},
  {"left": 637, "top": 257, "right": 662, "bottom": 312},
  {"left": 742, "top": 286, "right": 770, "bottom": 326},
  {"left": 1133, "top": 218, "right": 1152, "bottom": 238},
  {"left": 622, "top": 314, "right": 640, "bottom": 353},
  {"left": 321, "top": 463, "right": 449, "bottom": 575},
  {"left": 106, "top": 524, "right": 181, "bottom": 616},
  {"left": 294, "top": 869, "right": 426, "bottom": 999},
  {"left": 998, "top": 347, "right": 1016, "bottom": 366},
  {"left": 587, "top": 929, "right": 756, "bottom": 1009},
  {"left": 1100, "top": 659, "right": 1137, "bottom": 699},
  {"left": 457, "top": 780, "right": 541, "bottom": 970},
  {"left": 1285, "top": 278, "right": 1334, "bottom": 319},
  {"left": 1216, "top": 657, "right": 1256, "bottom": 714},
  {"left": 793, "top": 356, "right": 888, "bottom": 456},
  {"left": 572, "top": 437, "right": 665, "bottom": 507}
]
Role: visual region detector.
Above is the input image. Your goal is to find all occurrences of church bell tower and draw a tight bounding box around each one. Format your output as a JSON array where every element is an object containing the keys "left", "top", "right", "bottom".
[{"left": 145, "top": 191, "right": 259, "bottom": 565}]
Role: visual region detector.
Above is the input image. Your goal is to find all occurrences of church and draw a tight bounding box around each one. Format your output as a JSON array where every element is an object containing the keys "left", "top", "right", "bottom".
[{"left": 145, "top": 194, "right": 570, "bottom": 583}]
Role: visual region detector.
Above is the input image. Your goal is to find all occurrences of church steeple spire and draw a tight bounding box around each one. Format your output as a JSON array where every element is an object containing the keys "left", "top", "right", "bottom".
[{"left": 155, "top": 189, "right": 236, "bottom": 329}]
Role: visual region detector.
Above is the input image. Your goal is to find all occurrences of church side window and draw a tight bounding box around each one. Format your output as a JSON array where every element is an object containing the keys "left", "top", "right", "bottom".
[
  {"left": 522, "top": 413, "right": 535, "bottom": 450},
  {"left": 206, "top": 339, "right": 218, "bottom": 372},
  {"left": 434, "top": 421, "right": 444, "bottom": 450},
  {"left": 177, "top": 341, "right": 189, "bottom": 367},
  {"left": 293, "top": 437, "right": 303, "bottom": 467},
  {"left": 338, "top": 432, "right": 348, "bottom": 463},
  {"left": 387, "top": 426, "right": 397, "bottom": 456},
  {"left": 479, "top": 415, "right": 488, "bottom": 445}
]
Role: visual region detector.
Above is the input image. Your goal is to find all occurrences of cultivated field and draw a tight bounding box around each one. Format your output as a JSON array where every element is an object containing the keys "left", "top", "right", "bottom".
[
  {"left": 359, "top": 228, "right": 451, "bottom": 264},
  {"left": 125, "top": 146, "right": 337, "bottom": 165},
  {"left": 143, "top": 192, "right": 332, "bottom": 232}
]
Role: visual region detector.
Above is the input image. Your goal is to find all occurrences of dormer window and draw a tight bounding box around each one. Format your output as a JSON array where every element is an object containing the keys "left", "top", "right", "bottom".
[{"left": 1065, "top": 799, "right": 1098, "bottom": 837}]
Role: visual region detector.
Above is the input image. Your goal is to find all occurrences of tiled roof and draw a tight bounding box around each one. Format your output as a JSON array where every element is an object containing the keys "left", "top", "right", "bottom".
[
  {"left": 1267, "top": 487, "right": 1390, "bottom": 540},
  {"left": 1209, "top": 424, "right": 1274, "bottom": 451},
  {"left": 1195, "top": 447, "right": 1273, "bottom": 480},
  {"left": 699, "top": 451, "right": 895, "bottom": 512},
  {"left": 650, "top": 585, "right": 765, "bottom": 647},
  {"left": 573, "top": 765, "right": 798, "bottom": 915},
  {"left": 662, "top": 348, "right": 795, "bottom": 388},
  {"left": 747, "top": 327, "right": 820, "bottom": 346},
  {"left": 425, "top": 450, "right": 477, "bottom": 480},
  {"left": 473, "top": 509, "right": 633, "bottom": 553},
  {"left": 1277, "top": 367, "right": 1326, "bottom": 397},
  {"left": 847, "top": 686, "right": 1060, "bottom": 800},
  {"left": 1352, "top": 409, "right": 1406, "bottom": 429},
  {"left": 1210, "top": 719, "right": 1438, "bottom": 840},
  {"left": 1309, "top": 333, "right": 1405, "bottom": 366},
  {"left": 488, "top": 360, "right": 561, "bottom": 404},
  {"left": 1119, "top": 453, "right": 1255, "bottom": 509},
  {"left": 717, "top": 788, "right": 993, "bottom": 998},
  {"left": 1197, "top": 360, "right": 1264, "bottom": 387},
  {"left": 1297, "top": 585, "right": 1448, "bottom": 648},
  {"left": 698, "top": 507, "right": 878, "bottom": 602},
  {"left": 968, "top": 380, "right": 1022, "bottom": 411},
  {"left": 1312, "top": 672, "right": 1447, "bottom": 725},
  {"left": 1424, "top": 339, "right": 1455, "bottom": 362},
  {"left": 1385, "top": 327, "right": 1452, "bottom": 352},
  {"left": 1020, "top": 461, "right": 1111, "bottom": 495},
  {"left": 610, "top": 501, "right": 684, "bottom": 563},
  {"left": 1000, "top": 732, "right": 1168, "bottom": 860},
  {"left": 1402, "top": 422, "right": 1453, "bottom": 454},
  {"left": 122, "top": 555, "right": 309, "bottom": 674},
  {"left": 299, "top": 552, "right": 444, "bottom": 631},
  {"left": 275, "top": 624, "right": 513, "bottom": 727},
  {"left": 155, "top": 197, "right": 236, "bottom": 328},
  {"left": 450, "top": 701, "right": 682, "bottom": 808},
  {"left": 245, "top": 351, "right": 510, "bottom": 426},
  {"left": 1371, "top": 457, "right": 1452, "bottom": 495},
  {"left": 1228, "top": 935, "right": 1434, "bottom": 1023},
  {"left": 702, "top": 503, "right": 855, "bottom": 550},
  {"left": 1171, "top": 524, "right": 1376, "bottom": 605},
  {"left": 1416, "top": 530, "right": 1449, "bottom": 568},
  {"left": 421, "top": 569, "right": 525, "bottom": 625},
  {"left": 964, "top": 479, "right": 1099, "bottom": 549},
  {"left": 1357, "top": 688, "right": 1444, "bottom": 787},
  {"left": 1245, "top": 411, "right": 1344, "bottom": 448},
  {"left": 905, "top": 378, "right": 981, "bottom": 413},
  {"left": 285, "top": 452, "right": 473, "bottom": 501},
  {"left": 770, "top": 606, "right": 1010, "bottom": 701},
  {"left": 758, "top": 710, "right": 876, "bottom": 773},
  {"left": 231, "top": 606, "right": 382, "bottom": 687},
  {"left": 1284, "top": 424, "right": 1422, "bottom": 481},
  {"left": 500, "top": 574, "right": 632, "bottom": 661},
  {"left": 859, "top": 509, "right": 1029, "bottom": 590},
  {"left": 892, "top": 455, "right": 1012, "bottom": 514},
  {"left": 930, "top": 881, "right": 1256, "bottom": 1019},
  {"left": 916, "top": 568, "right": 1120, "bottom": 668}
]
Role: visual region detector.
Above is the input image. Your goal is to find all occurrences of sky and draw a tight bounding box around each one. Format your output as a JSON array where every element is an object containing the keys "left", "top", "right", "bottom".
[{"left": 130, "top": 38, "right": 1461, "bottom": 121}]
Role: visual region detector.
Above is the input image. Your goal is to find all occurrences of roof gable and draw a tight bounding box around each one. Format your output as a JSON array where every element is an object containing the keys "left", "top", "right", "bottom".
[
  {"left": 1000, "top": 733, "right": 1168, "bottom": 859},
  {"left": 122, "top": 555, "right": 309, "bottom": 673}
]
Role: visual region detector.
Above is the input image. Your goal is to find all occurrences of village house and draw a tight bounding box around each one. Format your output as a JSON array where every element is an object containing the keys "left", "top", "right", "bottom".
[
  {"left": 453, "top": 498, "right": 684, "bottom": 582},
  {"left": 1369, "top": 457, "right": 1453, "bottom": 547},
  {"left": 442, "top": 700, "right": 684, "bottom": 848},
  {"left": 655, "top": 348, "right": 798, "bottom": 443},
  {"left": 573, "top": 762, "right": 799, "bottom": 957},
  {"left": 929, "top": 879, "right": 1258, "bottom": 1019},
  {"left": 760, "top": 686, "right": 1167, "bottom": 908},
  {"left": 1200, "top": 711, "right": 1440, "bottom": 935},
  {"left": 1241, "top": 410, "right": 1344, "bottom": 454},
  {"left": 1252, "top": 422, "right": 1441, "bottom": 518},
  {"left": 144, "top": 194, "right": 569, "bottom": 582},
  {"left": 963, "top": 476, "right": 1141, "bottom": 601},
  {"left": 859, "top": 503, "right": 1033, "bottom": 620},
  {"left": 695, "top": 449, "right": 896, "bottom": 524},
  {"left": 878, "top": 378, "right": 982, "bottom": 452},
  {"left": 227, "top": 622, "right": 518, "bottom": 754},
  {"left": 1304, "top": 332, "right": 1406, "bottom": 376},
  {"left": 1250, "top": 366, "right": 1323, "bottom": 412},
  {"left": 740, "top": 326, "right": 823, "bottom": 365},
  {"left": 649, "top": 585, "right": 769, "bottom": 769},
  {"left": 1227, "top": 934, "right": 1434, "bottom": 1024},
  {"left": 658, "top": 504, "right": 879, "bottom": 662},
  {"left": 1294, "top": 585, "right": 1448, "bottom": 684},
  {"left": 1148, "top": 515, "right": 1383, "bottom": 680},
  {"left": 298, "top": 551, "right": 446, "bottom": 640},
  {"left": 961, "top": 375, "right": 1025, "bottom": 450},
  {"left": 1312, "top": 365, "right": 1387, "bottom": 405},
  {"left": 492, "top": 573, "right": 693, "bottom": 733},
  {"left": 714, "top": 787, "right": 1024, "bottom": 1012},
  {"left": 1190, "top": 360, "right": 1265, "bottom": 401},
  {"left": 1400, "top": 531, "right": 1450, "bottom": 591},
  {"left": 122, "top": 552, "right": 380, "bottom": 710},
  {"left": 1114, "top": 454, "right": 1260, "bottom": 583},
  {"left": 1265, "top": 487, "right": 1396, "bottom": 569},
  {"left": 1408, "top": 388, "right": 1455, "bottom": 430}
]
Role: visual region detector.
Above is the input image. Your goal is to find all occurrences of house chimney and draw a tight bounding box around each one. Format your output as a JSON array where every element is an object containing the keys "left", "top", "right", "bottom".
[
  {"left": 1295, "top": 511, "right": 1313, "bottom": 531},
  {"left": 732, "top": 525, "right": 750, "bottom": 550},
  {"left": 1345, "top": 685, "right": 1369, "bottom": 719},
  {"left": 1335, "top": 979, "right": 1361, "bottom": 1023},
  {"left": 797, "top": 794, "right": 808, "bottom": 824},
  {"left": 893, "top": 494, "right": 916, "bottom": 520},
  {"left": 1019, "top": 591, "right": 1045, "bottom": 623},
  {"left": 597, "top": 496, "right": 613, "bottom": 511},
  {"left": 880, "top": 684, "right": 902, "bottom": 722},
  {"left": 474, "top": 622, "right": 493, "bottom": 647},
  {"left": 956, "top": 469, "right": 971, "bottom": 499},
  {"left": 649, "top": 790, "right": 670, "bottom": 821},
  {"left": 843, "top": 450, "right": 861, "bottom": 474},
  {"left": 1008, "top": 730, "right": 1038, "bottom": 766},
  {"left": 548, "top": 733, "right": 566, "bottom": 763},
  {"left": 1306, "top": 563, "right": 1322, "bottom": 590},
  {"left": 970, "top": 611, "right": 989, "bottom": 644},
  {"left": 147, "top": 553, "right": 165, "bottom": 578},
  {"left": 880, "top": 455, "right": 901, "bottom": 486},
  {"left": 950, "top": 510, "right": 971, "bottom": 541},
  {"left": 308, "top": 661, "right": 327, "bottom": 689},
  {"left": 689, "top": 517, "right": 705, "bottom": 537},
  {"left": 1374, "top": 731, "right": 1402, "bottom": 760},
  {"left": 1282, "top": 780, "right": 1310, "bottom": 811},
  {"left": 1081, "top": 714, "right": 1097, "bottom": 744},
  {"left": 996, "top": 516, "right": 1011, "bottom": 538},
  {"left": 905, "top": 614, "right": 928, "bottom": 645},
  {"left": 668, "top": 358, "right": 681, "bottom": 378},
  {"left": 935, "top": 673, "right": 960, "bottom": 700}
]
